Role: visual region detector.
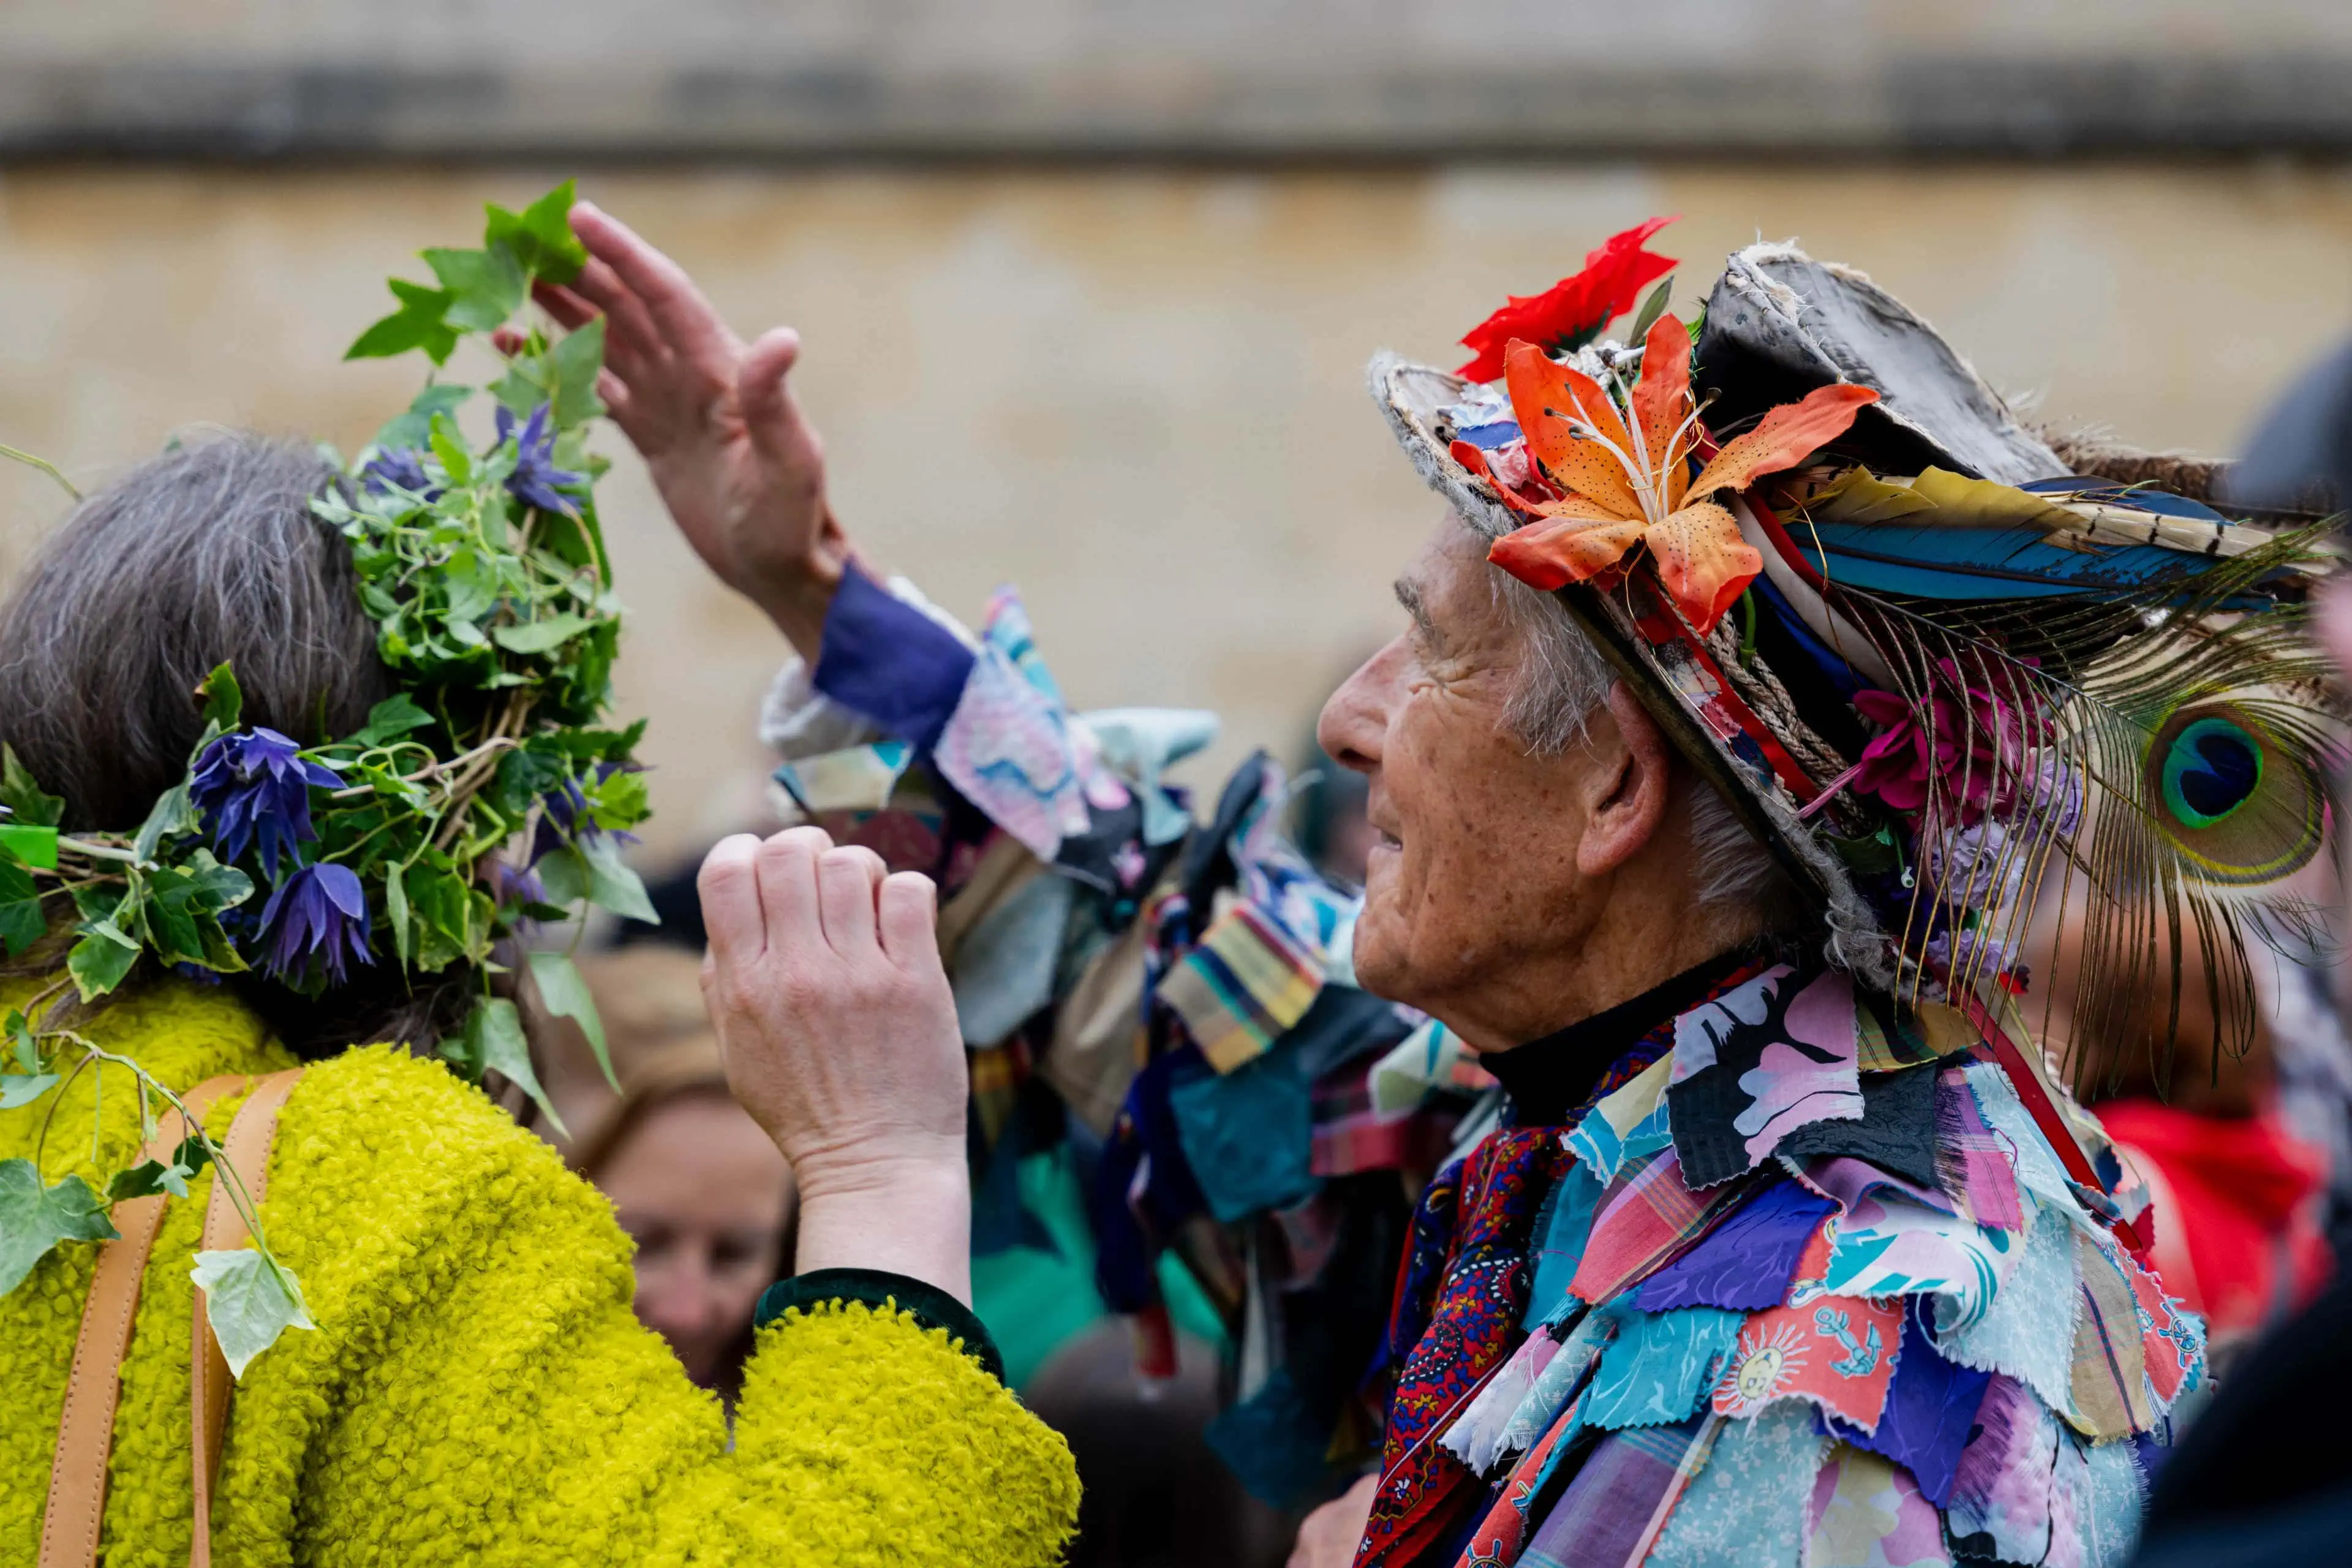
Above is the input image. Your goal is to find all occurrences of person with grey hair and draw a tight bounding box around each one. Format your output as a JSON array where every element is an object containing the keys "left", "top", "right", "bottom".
[
  {"left": 554, "top": 204, "right": 2310, "bottom": 1566},
  {"left": 0, "top": 429, "right": 1080, "bottom": 1563}
]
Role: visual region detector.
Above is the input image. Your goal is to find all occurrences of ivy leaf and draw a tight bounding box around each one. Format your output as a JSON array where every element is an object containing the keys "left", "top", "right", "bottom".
[
  {"left": 450, "top": 996, "right": 566, "bottom": 1135},
  {"left": 545, "top": 316, "right": 607, "bottom": 429},
  {"left": 0, "top": 1160, "right": 118, "bottom": 1295},
  {"left": 0, "top": 1072, "right": 58, "bottom": 1110},
  {"left": 0, "top": 843, "right": 47, "bottom": 957},
  {"left": 0, "top": 745, "right": 64, "bottom": 829},
  {"left": 526, "top": 950, "right": 616, "bottom": 1090},
  {"left": 372, "top": 383, "right": 473, "bottom": 457},
  {"left": 491, "top": 613, "right": 592, "bottom": 656},
  {"left": 345, "top": 279, "right": 459, "bottom": 367},
  {"left": 423, "top": 244, "right": 527, "bottom": 333},
  {"left": 384, "top": 864, "right": 412, "bottom": 967},
  {"left": 428, "top": 412, "right": 473, "bottom": 487},
  {"left": 483, "top": 179, "right": 587, "bottom": 285},
  {"left": 109, "top": 1137, "right": 210, "bottom": 1200},
  {"left": 491, "top": 748, "right": 567, "bottom": 817},
  {"left": 133, "top": 781, "right": 197, "bottom": 865},
  {"left": 67, "top": 919, "right": 141, "bottom": 1001},
  {"left": 197, "top": 663, "right": 243, "bottom": 732},
  {"left": 532, "top": 846, "right": 587, "bottom": 907},
  {"left": 354, "top": 694, "right": 436, "bottom": 748},
  {"left": 190, "top": 1248, "right": 317, "bottom": 1379},
  {"left": 581, "top": 837, "right": 658, "bottom": 924},
  {"left": 181, "top": 853, "right": 254, "bottom": 913},
  {"left": 7, "top": 1012, "right": 38, "bottom": 1074}
]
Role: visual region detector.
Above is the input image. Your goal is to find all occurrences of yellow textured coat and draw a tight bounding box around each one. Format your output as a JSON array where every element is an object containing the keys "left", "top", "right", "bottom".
[{"left": 0, "top": 974, "right": 1078, "bottom": 1567}]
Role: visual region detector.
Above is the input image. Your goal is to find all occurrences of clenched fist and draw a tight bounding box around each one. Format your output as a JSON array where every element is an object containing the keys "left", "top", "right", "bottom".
[{"left": 698, "top": 826, "right": 972, "bottom": 1300}]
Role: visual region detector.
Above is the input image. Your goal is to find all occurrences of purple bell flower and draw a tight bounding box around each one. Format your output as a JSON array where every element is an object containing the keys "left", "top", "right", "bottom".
[
  {"left": 496, "top": 402, "right": 585, "bottom": 514},
  {"left": 189, "top": 728, "right": 344, "bottom": 878},
  {"left": 256, "top": 862, "right": 373, "bottom": 986},
  {"left": 360, "top": 447, "right": 443, "bottom": 501}
]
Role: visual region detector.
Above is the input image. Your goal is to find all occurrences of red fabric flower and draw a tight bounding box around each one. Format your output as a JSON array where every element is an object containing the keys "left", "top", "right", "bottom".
[
  {"left": 1851, "top": 658, "right": 2051, "bottom": 823},
  {"left": 1455, "top": 216, "right": 1678, "bottom": 381}
]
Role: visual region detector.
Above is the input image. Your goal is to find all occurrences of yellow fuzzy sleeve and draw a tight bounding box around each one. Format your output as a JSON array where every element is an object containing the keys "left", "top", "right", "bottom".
[{"left": 206, "top": 1047, "right": 1077, "bottom": 1568}]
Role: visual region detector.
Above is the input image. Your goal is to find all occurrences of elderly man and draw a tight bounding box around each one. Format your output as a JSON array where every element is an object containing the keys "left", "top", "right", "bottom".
[{"left": 542, "top": 206, "right": 2321, "bottom": 1566}]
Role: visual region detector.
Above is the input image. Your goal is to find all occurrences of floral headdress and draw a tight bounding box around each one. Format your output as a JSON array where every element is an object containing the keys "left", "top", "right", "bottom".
[
  {"left": 1373, "top": 221, "right": 2334, "bottom": 1231},
  {"left": 0, "top": 181, "right": 649, "bottom": 1368}
]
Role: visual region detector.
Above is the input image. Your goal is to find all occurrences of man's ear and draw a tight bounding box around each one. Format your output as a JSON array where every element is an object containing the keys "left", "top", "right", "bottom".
[{"left": 1575, "top": 681, "right": 1675, "bottom": 877}]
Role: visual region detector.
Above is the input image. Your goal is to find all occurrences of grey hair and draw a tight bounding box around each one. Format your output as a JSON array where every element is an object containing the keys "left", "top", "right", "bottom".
[
  {"left": 1467, "top": 516, "right": 1796, "bottom": 919},
  {"left": 0, "top": 431, "right": 468, "bottom": 1056}
]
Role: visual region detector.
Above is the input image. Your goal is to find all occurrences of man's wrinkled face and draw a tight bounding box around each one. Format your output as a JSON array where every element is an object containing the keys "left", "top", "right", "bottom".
[{"left": 1316, "top": 521, "right": 1603, "bottom": 1041}]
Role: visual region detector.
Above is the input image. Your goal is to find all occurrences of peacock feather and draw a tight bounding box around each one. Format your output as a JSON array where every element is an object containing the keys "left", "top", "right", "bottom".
[{"left": 1749, "top": 467, "right": 2338, "bottom": 1094}]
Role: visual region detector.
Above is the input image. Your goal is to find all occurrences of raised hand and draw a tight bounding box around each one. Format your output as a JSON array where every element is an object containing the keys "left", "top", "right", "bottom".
[
  {"left": 535, "top": 201, "right": 850, "bottom": 656},
  {"left": 698, "top": 826, "right": 972, "bottom": 1299}
]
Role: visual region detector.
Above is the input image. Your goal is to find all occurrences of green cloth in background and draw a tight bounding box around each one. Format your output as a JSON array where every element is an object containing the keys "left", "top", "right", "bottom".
[{"left": 971, "top": 1143, "right": 1231, "bottom": 1390}]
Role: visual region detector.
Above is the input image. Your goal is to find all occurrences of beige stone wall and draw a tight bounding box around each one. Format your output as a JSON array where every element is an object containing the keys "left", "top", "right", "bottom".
[{"left": 3, "top": 164, "right": 2350, "bottom": 869}]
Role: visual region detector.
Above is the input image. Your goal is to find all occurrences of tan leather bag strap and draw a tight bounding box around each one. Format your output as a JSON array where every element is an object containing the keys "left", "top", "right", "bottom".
[
  {"left": 190, "top": 1067, "right": 303, "bottom": 1568},
  {"left": 39, "top": 1074, "right": 244, "bottom": 1568}
]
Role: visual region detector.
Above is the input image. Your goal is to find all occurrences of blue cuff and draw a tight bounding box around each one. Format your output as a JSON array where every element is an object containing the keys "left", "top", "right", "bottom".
[{"left": 810, "top": 565, "right": 976, "bottom": 750}]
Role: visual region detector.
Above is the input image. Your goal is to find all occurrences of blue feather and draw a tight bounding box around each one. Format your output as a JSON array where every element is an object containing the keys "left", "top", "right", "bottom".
[{"left": 1789, "top": 523, "right": 2199, "bottom": 600}]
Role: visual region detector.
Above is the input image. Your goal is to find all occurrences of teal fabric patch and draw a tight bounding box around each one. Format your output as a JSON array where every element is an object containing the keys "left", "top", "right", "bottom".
[
  {"left": 970, "top": 1145, "right": 1229, "bottom": 1387},
  {"left": 1168, "top": 1045, "right": 1319, "bottom": 1222},
  {"left": 1933, "top": 1196, "right": 2080, "bottom": 1417},
  {"left": 1582, "top": 1305, "right": 1746, "bottom": 1430},
  {"left": 1645, "top": 1404, "right": 1825, "bottom": 1568},
  {"left": 1524, "top": 1159, "right": 1605, "bottom": 1329}
]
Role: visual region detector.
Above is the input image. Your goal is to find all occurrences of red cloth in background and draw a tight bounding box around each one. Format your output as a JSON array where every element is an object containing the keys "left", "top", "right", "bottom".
[{"left": 2101, "top": 1099, "right": 2332, "bottom": 1343}]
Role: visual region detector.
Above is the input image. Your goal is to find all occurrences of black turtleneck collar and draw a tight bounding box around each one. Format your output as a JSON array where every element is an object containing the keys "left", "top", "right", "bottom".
[{"left": 1477, "top": 946, "right": 1764, "bottom": 1126}]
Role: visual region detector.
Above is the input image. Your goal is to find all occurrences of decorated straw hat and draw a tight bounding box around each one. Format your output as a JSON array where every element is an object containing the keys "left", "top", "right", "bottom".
[{"left": 1370, "top": 220, "right": 2334, "bottom": 1145}]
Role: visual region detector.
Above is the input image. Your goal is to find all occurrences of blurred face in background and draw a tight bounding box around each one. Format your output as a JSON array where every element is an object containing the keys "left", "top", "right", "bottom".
[{"left": 596, "top": 1089, "right": 795, "bottom": 1388}]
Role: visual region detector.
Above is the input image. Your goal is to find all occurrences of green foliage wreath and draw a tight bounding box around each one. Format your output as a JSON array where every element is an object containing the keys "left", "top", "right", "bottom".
[{"left": 0, "top": 181, "right": 649, "bottom": 1371}]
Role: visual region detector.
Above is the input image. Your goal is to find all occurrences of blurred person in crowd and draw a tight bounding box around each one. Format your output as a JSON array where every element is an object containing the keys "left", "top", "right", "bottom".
[
  {"left": 0, "top": 432, "right": 1075, "bottom": 1562},
  {"left": 2124, "top": 344, "right": 2352, "bottom": 1567},
  {"left": 550, "top": 200, "right": 2306, "bottom": 1567}
]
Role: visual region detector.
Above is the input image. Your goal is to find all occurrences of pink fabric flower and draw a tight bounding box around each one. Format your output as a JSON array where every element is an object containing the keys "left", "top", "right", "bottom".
[{"left": 1850, "top": 658, "right": 2049, "bottom": 824}]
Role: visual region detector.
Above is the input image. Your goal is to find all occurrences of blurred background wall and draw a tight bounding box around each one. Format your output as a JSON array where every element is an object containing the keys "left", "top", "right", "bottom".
[{"left": 4, "top": 2, "right": 2351, "bottom": 865}]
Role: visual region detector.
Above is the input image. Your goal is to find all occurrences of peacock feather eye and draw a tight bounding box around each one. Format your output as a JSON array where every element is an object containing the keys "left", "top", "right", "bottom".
[
  {"left": 2162, "top": 715, "right": 2262, "bottom": 827},
  {"left": 2141, "top": 703, "right": 2323, "bottom": 886}
]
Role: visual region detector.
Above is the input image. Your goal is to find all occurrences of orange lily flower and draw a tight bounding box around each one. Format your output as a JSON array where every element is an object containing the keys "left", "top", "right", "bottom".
[{"left": 1462, "top": 312, "right": 1879, "bottom": 634}]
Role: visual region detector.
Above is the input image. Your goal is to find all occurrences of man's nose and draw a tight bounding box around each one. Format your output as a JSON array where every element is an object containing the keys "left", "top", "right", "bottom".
[{"left": 1318, "top": 638, "right": 1402, "bottom": 774}]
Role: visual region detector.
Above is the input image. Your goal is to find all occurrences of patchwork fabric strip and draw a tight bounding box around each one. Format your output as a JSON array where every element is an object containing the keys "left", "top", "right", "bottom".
[
  {"left": 1775, "top": 1064, "right": 1942, "bottom": 1190},
  {"left": 1567, "top": 1147, "right": 1752, "bottom": 1306},
  {"left": 1449, "top": 1389, "right": 1589, "bottom": 1568},
  {"left": 1155, "top": 901, "right": 1325, "bottom": 1073},
  {"left": 1711, "top": 1226, "right": 1904, "bottom": 1433},
  {"left": 1820, "top": 1312, "right": 1991, "bottom": 1507},
  {"left": 1804, "top": 1155, "right": 2021, "bottom": 1333},
  {"left": 1643, "top": 1403, "right": 1826, "bottom": 1568},
  {"left": 1634, "top": 1178, "right": 1838, "bottom": 1313},
  {"left": 2065, "top": 1227, "right": 2155, "bottom": 1439},
  {"left": 1668, "top": 965, "right": 1866, "bottom": 1188},
  {"left": 1518, "top": 1412, "right": 1719, "bottom": 1568},
  {"left": 933, "top": 635, "right": 1094, "bottom": 861},
  {"left": 1946, "top": 1374, "right": 2061, "bottom": 1566},
  {"left": 1932, "top": 1196, "right": 2083, "bottom": 1420},
  {"left": 1932, "top": 1064, "right": 2027, "bottom": 1232},
  {"left": 1804, "top": 1444, "right": 1953, "bottom": 1568},
  {"left": 1580, "top": 1304, "right": 1746, "bottom": 1431},
  {"left": 1564, "top": 1052, "right": 1676, "bottom": 1180}
]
